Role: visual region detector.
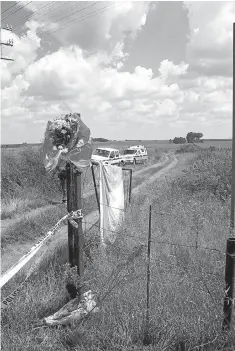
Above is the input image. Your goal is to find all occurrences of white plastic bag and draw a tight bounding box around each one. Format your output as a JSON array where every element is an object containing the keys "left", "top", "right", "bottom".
[{"left": 99, "top": 164, "right": 124, "bottom": 246}]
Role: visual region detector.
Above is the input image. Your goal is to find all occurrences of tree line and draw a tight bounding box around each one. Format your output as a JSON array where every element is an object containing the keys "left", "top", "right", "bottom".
[
  {"left": 92, "top": 138, "right": 109, "bottom": 142},
  {"left": 170, "top": 132, "right": 204, "bottom": 144}
]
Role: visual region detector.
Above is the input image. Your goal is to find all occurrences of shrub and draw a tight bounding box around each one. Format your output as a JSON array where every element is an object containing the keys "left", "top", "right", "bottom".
[
  {"left": 174, "top": 149, "right": 232, "bottom": 201},
  {"left": 173, "top": 137, "right": 186, "bottom": 144},
  {"left": 176, "top": 144, "right": 199, "bottom": 153}
]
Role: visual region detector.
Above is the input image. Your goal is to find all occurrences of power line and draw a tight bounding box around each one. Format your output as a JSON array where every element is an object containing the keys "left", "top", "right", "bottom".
[
  {"left": 2, "top": 1, "right": 32, "bottom": 21},
  {"left": 11, "top": 1, "right": 62, "bottom": 30},
  {"left": 38, "top": 1, "right": 102, "bottom": 36},
  {"left": 12, "top": 1, "right": 71, "bottom": 32},
  {"left": 48, "top": 1, "right": 100, "bottom": 27},
  {"left": 1, "top": 1, "right": 20, "bottom": 15},
  {"left": 41, "top": 1, "right": 116, "bottom": 37},
  {"left": 7, "top": 1, "right": 124, "bottom": 47},
  {"left": 13, "top": 1, "right": 100, "bottom": 35}
]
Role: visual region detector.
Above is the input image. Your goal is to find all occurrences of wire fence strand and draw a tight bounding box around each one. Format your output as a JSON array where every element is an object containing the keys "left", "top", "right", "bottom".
[{"left": 81, "top": 219, "right": 225, "bottom": 255}]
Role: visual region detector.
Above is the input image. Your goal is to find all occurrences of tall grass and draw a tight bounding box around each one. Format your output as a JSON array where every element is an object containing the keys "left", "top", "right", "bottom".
[
  {"left": 1, "top": 149, "right": 234, "bottom": 350},
  {"left": 1, "top": 205, "right": 66, "bottom": 249},
  {"left": 175, "top": 148, "right": 232, "bottom": 202},
  {"left": 1, "top": 146, "right": 96, "bottom": 219},
  {"left": 1, "top": 146, "right": 62, "bottom": 219},
  {"left": 1, "top": 144, "right": 163, "bottom": 220}
]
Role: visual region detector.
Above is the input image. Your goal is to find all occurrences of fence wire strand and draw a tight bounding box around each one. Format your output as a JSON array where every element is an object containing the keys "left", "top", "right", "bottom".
[{"left": 81, "top": 219, "right": 225, "bottom": 255}]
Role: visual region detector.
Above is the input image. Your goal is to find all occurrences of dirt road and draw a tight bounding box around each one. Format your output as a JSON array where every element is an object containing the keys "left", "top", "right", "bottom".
[
  {"left": 1, "top": 153, "right": 189, "bottom": 276},
  {"left": 0, "top": 153, "right": 171, "bottom": 235}
]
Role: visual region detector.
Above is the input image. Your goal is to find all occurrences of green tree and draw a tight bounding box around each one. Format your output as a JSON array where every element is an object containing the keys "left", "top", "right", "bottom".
[
  {"left": 92, "top": 138, "right": 109, "bottom": 142},
  {"left": 186, "top": 132, "right": 203, "bottom": 143},
  {"left": 173, "top": 137, "right": 186, "bottom": 144}
]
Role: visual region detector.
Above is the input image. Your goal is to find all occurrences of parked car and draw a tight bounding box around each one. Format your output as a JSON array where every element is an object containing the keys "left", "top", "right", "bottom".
[
  {"left": 91, "top": 147, "right": 124, "bottom": 166},
  {"left": 121, "top": 145, "right": 148, "bottom": 165}
]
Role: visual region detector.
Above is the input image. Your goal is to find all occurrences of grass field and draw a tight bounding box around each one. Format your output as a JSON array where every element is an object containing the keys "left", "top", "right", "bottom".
[
  {"left": 1, "top": 143, "right": 234, "bottom": 350},
  {"left": 0, "top": 141, "right": 166, "bottom": 221},
  {"left": 1, "top": 139, "right": 231, "bottom": 220}
]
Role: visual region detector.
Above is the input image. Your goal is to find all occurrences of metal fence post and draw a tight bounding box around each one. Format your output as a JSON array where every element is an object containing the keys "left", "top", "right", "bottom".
[
  {"left": 143, "top": 205, "right": 152, "bottom": 345},
  {"left": 91, "top": 164, "right": 100, "bottom": 213},
  {"left": 222, "top": 238, "right": 235, "bottom": 331},
  {"left": 129, "top": 169, "right": 133, "bottom": 204}
]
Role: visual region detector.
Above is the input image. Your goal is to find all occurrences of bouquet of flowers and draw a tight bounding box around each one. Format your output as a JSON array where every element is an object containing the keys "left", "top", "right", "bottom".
[
  {"left": 48, "top": 114, "right": 78, "bottom": 152},
  {"left": 42, "top": 112, "right": 92, "bottom": 173}
]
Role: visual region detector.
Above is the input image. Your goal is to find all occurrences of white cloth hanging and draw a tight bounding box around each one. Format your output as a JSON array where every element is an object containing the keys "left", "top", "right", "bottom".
[{"left": 99, "top": 163, "right": 124, "bottom": 246}]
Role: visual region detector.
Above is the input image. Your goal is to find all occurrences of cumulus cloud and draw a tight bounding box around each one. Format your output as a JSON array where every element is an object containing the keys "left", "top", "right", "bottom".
[
  {"left": 1, "top": 1, "right": 234, "bottom": 142},
  {"left": 1, "top": 43, "right": 185, "bottom": 137},
  {"left": 18, "top": 1, "right": 151, "bottom": 53},
  {"left": 165, "top": 1, "right": 234, "bottom": 133},
  {"left": 1, "top": 20, "right": 41, "bottom": 88},
  {"left": 158, "top": 59, "right": 189, "bottom": 81},
  {"left": 184, "top": 1, "right": 235, "bottom": 76}
]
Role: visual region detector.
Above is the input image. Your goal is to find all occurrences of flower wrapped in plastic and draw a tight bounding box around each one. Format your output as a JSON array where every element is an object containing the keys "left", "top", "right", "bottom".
[{"left": 42, "top": 113, "right": 92, "bottom": 173}]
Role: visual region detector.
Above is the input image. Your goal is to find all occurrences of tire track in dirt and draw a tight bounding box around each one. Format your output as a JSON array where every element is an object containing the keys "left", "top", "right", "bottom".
[{"left": 132, "top": 155, "right": 178, "bottom": 195}]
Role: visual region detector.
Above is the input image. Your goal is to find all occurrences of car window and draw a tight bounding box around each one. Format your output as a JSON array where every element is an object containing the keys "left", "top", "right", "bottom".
[
  {"left": 124, "top": 150, "right": 135, "bottom": 155},
  {"left": 110, "top": 151, "right": 115, "bottom": 158},
  {"left": 94, "top": 149, "right": 110, "bottom": 157}
]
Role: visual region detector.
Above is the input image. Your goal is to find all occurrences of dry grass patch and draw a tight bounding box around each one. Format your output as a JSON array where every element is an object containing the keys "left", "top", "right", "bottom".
[{"left": 1, "top": 205, "right": 66, "bottom": 249}]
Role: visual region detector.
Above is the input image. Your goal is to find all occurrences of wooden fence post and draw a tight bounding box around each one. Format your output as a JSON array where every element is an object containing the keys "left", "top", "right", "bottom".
[
  {"left": 222, "top": 237, "right": 235, "bottom": 331},
  {"left": 66, "top": 162, "right": 84, "bottom": 300},
  {"left": 74, "top": 168, "right": 84, "bottom": 299},
  {"left": 66, "top": 162, "right": 74, "bottom": 267}
]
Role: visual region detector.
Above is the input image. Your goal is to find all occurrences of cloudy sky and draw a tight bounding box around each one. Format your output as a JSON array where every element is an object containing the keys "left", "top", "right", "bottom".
[{"left": 1, "top": 1, "right": 234, "bottom": 143}]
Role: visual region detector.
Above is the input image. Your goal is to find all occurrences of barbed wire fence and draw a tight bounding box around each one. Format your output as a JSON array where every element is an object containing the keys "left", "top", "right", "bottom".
[{"left": 1, "top": 160, "right": 235, "bottom": 346}]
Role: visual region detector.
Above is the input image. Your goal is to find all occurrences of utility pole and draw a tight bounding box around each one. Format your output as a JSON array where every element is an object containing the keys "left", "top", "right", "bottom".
[
  {"left": 1, "top": 25, "right": 14, "bottom": 61},
  {"left": 222, "top": 22, "right": 235, "bottom": 333},
  {"left": 231, "top": 22, "right": 235, "bottom": 236}
]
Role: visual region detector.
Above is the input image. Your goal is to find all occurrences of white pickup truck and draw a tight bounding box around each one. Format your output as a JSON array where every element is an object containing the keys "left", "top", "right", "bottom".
[
  {"left": 91, "top": 147, "right": 125, "bottom": 166},
  {"left": 121, "top": 145, "right": 148, "bottom": 165}
]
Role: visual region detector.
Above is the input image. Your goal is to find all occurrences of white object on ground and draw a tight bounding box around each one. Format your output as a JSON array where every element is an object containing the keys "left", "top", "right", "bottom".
[{"left": 44, "top": 290, "right": 98, "bottom": 326}]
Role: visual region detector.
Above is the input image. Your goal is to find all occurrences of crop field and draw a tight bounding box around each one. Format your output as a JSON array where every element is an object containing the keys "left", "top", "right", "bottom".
[
  {"left": 1, "top": 142, "right": 234, "bottom": 350},
  {"left": 92, "top": 139, "right": 232, "bottom": 153}
]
